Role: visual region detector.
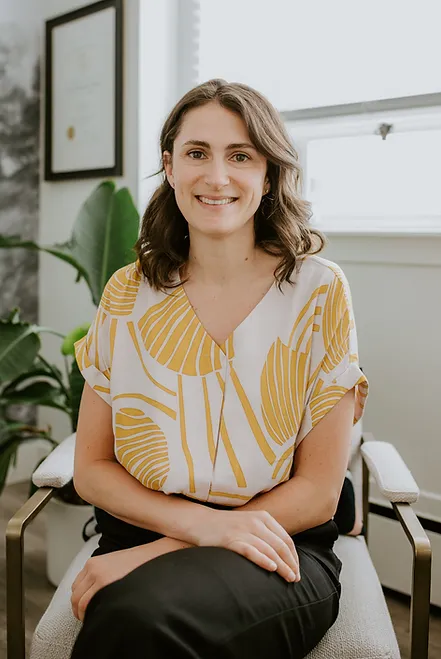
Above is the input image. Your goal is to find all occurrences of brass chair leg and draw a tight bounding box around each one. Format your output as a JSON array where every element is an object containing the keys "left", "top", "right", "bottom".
[
  {"left": 6, "top": 488, "right": 54, "bottom": 659},
  {"left": 393, "top": 502, "right": 432, "bottom": 659}
]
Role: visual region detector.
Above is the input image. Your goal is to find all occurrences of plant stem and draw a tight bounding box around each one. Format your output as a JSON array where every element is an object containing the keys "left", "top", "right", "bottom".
[{"left": 37, "top": 354, "right": 70, "bottom": 399}]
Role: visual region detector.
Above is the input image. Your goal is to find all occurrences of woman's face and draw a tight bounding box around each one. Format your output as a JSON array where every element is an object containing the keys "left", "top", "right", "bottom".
[{"left": 163, "top": 102, "right": 269, "bottom": 239}]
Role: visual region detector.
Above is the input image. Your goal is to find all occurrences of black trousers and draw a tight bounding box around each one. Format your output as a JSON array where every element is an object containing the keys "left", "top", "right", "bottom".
[{"left": 71, "top": 504, "right": 342, "bottom": 659}]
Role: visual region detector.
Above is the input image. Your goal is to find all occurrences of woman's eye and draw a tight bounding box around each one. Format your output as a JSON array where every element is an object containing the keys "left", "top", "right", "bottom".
[
  {"left": 232, "top": 153, "right": 250, "bottom": 163},
  {"left": 188, "top": 150, "right": 205, "bottom": 159}
]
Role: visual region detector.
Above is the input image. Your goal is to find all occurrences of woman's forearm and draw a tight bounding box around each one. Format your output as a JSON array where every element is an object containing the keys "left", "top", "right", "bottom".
[
  {"left": 74, "top": 459, "right": 213, "bottom": 543},
  {"left": 239, "top": 475, "right": 336, "bottom": 536}
]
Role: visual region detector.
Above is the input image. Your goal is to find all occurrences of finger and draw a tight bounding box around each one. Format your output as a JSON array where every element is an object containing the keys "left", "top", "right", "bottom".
[
  {"left": 229, "top": 540, "right": 279, "bottom": 574},
  {"left": 71, "top": 562, "right": 93, "bottom": 593},
  {"left": 263, "top": 516, "right": 299, "bottom": 562},
  {"left": 262, "top": 518, "right": 300, "bottom": 577},
  {"left": 77, "top": 583, "right": 97, "bottom": 623},
  {"left": 260, "top": 527, "right": 300, "bottom": 580},
  {"left": 71, "top": 574, "right": 94, "bottom": 620},
  {"left": 250, "top": 536, "right": 297, "bottom": 583}
]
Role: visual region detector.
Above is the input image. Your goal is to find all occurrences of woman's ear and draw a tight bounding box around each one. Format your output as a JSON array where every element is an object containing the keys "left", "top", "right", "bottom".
[{"left": 163, "top": 151, "right": 174, "bottom": 188}]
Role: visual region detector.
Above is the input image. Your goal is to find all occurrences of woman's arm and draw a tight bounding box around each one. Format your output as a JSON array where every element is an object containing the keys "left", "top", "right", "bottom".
[
  {"left": 74, "top": 384, "right": 299, "bottom": 582},
  {"left": 239, "top": 388, "right": 355, "bottom": 536},
  {"left": 73, "top": 383, "right": 214, "bottom": 542}
]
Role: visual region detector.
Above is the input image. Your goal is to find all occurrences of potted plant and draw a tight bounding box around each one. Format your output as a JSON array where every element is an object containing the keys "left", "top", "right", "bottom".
[
  {"left": 0, "top": 180, "right": 139, "bottom": 584},
  {"left": 0, "top": 309, "right": 65, "bottom": 497}
]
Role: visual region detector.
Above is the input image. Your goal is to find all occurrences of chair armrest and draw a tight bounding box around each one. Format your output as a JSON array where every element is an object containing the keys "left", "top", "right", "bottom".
[
  {"left": 361, "top": 434, "right": 419, "bottom": 503},
  {"left": 32, "top": 432, "right": 76, "bottom": 489},
  {"left": 6, "top": 488, "right": 55, "bottom": 659},
  {"left": 361, "top": 433, "right": 431, "bottom": 659},
  {"left": 7, "top": 433, "right": 77, "bottom": 657},
  {"left": 392, "top": 503, "right": 431, "bottom": 659}
]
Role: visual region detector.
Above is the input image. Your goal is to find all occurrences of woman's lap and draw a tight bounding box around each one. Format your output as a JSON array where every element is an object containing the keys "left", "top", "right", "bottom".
[{"left": 71, "top": 522, "right": 341, "bottom": 659}]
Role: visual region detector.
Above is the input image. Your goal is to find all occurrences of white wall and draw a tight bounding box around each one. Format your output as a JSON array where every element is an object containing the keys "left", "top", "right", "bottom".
[
  {"left": 37, "top": 0, "right": 141, "bottom": 446},
  {"left": 323, "top": 233, "right": 441, "bottom": 603}
]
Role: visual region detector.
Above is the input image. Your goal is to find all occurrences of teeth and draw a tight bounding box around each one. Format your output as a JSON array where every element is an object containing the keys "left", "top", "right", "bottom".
[{"left": 198, "top": 196, "right": 236, "bottom": 206}]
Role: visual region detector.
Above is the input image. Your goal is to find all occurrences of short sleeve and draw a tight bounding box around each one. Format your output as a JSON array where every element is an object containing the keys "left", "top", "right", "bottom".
[
  {"left": 295, "top": 266, "right": 368, "bottom": 447},
  {"left": 74, "top": 303, "right": 113, "bottom": 406}
]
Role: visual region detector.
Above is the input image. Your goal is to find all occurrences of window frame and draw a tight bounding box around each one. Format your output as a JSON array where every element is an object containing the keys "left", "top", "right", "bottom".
[{"left": 282, "top": 94, "right": 441, "bottom": 236}]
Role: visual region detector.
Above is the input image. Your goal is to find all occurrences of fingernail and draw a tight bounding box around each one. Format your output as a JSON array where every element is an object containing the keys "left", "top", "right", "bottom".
[{"left": 288, "top": 570, "right": 296, "bottom": 582}]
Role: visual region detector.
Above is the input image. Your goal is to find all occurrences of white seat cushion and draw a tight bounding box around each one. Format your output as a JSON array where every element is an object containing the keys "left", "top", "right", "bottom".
[
  {"left": 307, "top": 535, "right": 400, "bottom": 658},
  {"left": 31, "top": 535, "right": 400, "bottom": 659},
  {"left": 30, "top": 535, "right": 100, "bottom": 659}
]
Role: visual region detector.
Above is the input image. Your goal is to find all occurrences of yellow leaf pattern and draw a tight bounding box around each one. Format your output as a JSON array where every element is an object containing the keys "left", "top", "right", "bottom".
[
  {"left": 101, "top": 263, "right": 141, "bottom": 316},
  {"left": 115, "top": 408, "right": 170, "bottom": 490},
  {"left": 75, "top": 256, "right": 369, "bottom": 506},
  {"left": 138, "top": 287, "right": 224, "bottom": 375},
  {"left": 261, "top": 340, "right": 309, "bottom": 446},
  {"left": 322, "top": 275, "right": 350, "bottom": 374}
]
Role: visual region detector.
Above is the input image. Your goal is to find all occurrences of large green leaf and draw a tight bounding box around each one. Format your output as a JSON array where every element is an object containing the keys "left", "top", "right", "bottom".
[
  {"left": 0, "top": 318, "right": 64, "bottom": 384},
  {"left": 1, "top": 381, "right": 68, "bottom": 411},
  {"left": 0, "top": 235, "right": 91, "bottom": 291},
  {"left": 0, "top": 320, "right": 40, "bottom": 383},
  {"left": 0, "top": 422, "right": 56, "bottom": 496},
  {"left": 1, "top": 359, "right": 62, "bottom": 397},
  {"left": 0, "top": 182, "right": 140, "bottom": 306},
  {"left": 61, "top": 323, "right": 90, "bottom": 356},
  {"left": 69, "top": 182, "right": 139, "bottom": 304}
]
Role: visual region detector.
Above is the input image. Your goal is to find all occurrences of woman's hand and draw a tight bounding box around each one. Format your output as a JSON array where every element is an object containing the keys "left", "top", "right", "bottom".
[
  {"left": 191, "top": 509, "right": 300, "bottom": 583},
  {"left": 71, "top": 537, "right": 191, "bottom": 621}
]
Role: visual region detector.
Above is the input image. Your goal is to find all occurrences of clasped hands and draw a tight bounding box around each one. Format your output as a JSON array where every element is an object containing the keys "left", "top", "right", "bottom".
[{"left": 71, "top": 509, "right": 300, "bottom": 621}]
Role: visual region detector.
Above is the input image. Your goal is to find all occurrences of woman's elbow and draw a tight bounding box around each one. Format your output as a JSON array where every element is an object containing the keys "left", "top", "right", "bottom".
[
  {"left": 72, "top": 471, "right": 87, "bottom": 501},
  {"left": 325, "top": 487, "right": 342, "bottom": 521},
  {"left": 72, "top": 464, "right": 93, "bottom": 503}
]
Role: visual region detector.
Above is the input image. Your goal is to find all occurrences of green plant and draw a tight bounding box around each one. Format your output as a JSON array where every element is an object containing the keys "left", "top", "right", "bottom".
[
  {"left": 0, "top": 181, "right": 140, "bottom": 499},
  {"left": 0, "top": 309, "right": 67, "bottom": 495}
]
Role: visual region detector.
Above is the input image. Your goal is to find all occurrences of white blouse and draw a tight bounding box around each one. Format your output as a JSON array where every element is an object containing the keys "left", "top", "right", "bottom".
[{"left": 75, "top": 254, "right": 368, "bottom": 507}]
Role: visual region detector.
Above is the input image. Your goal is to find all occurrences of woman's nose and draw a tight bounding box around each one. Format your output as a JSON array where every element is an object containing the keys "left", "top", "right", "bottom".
[{"left": 204, "top": 159, "right": 230, "bottom": 188}]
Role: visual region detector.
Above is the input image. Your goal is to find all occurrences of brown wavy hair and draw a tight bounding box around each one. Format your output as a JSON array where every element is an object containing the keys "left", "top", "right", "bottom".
[{"left": 135, "top": 78, "right": 325, "bottom": 291}]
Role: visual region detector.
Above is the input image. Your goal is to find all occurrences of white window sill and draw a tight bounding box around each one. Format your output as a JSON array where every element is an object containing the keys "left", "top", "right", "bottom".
[
  {"left": 319, "top": 228, "right": 441, "bottom": 238},
  {"left": 312, "top": 216, "right": 441, "bottom": 238}
]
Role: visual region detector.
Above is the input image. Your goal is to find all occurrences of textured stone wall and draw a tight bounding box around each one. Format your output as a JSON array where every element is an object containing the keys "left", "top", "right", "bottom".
[{"left": 0, "top": 8, "right": 40, "bottom": 323}]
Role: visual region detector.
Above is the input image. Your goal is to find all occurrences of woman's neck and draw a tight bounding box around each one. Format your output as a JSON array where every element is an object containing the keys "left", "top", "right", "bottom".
[{"left": 184, "top": 229, "right": 264, "bottom": 287}]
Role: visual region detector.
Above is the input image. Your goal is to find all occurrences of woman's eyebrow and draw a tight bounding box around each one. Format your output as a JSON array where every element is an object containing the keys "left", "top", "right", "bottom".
[{"left": 182, "top": 140, "right": 256, "bottom": 151}]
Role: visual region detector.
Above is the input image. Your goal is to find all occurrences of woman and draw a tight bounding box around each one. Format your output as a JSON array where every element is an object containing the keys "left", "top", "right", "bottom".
[{"left": 70, "top": 79, "right": 368, "bottom": 659}]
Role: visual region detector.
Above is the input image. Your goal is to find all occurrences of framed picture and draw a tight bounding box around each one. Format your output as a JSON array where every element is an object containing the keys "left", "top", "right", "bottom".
[{"left": 44, "top": 0, "right": 123, "bottom": 181}]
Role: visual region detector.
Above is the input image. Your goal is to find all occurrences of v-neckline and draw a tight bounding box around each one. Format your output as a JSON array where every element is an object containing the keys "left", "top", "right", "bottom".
[{"left": 177, "top": 275, "right": 277, "bottom": 354}]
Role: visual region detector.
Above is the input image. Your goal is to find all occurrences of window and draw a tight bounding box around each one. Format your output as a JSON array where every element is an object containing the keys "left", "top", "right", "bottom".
[
  {"left": 197, "top": 0, "right": 441, "bottom": 112},
  {"left": 287, "top": 109, "right": 441, "bottom": 234},
  {"left": 196, "top": 0, "right": 441, "bottom": 233}
]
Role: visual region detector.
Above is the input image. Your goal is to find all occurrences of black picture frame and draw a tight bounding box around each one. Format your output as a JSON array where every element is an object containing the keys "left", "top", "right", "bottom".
[{"left": 44, "top": 0, "right": 123, "bottom": 181}]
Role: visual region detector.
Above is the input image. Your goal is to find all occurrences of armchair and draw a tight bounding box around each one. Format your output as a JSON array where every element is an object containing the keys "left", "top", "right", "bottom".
[{"left": 6, "top": 427, "right": 431, "bottom": 659}]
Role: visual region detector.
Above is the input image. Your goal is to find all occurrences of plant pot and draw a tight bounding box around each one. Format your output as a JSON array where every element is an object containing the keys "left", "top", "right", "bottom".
[{"left": 46, "top": 497, "right": 94, "bottom": 587}]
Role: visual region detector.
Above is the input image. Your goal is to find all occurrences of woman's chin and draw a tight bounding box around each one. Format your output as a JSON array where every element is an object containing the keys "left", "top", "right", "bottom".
[{"left": 195, "top": 223, "right": 245, "bottom": 239}]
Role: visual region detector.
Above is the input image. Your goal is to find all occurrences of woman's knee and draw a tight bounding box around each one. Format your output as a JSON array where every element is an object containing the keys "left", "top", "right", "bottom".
[{"left": 87, "top": 547, "right": 234, "bottom": 632}]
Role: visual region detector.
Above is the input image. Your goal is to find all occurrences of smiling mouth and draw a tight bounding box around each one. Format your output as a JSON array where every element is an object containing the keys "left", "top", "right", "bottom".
[{"left": 196, "top": 195, "right": 238, "bottom": 206}]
